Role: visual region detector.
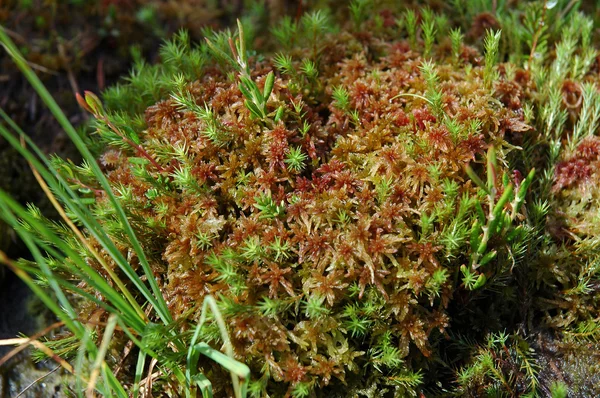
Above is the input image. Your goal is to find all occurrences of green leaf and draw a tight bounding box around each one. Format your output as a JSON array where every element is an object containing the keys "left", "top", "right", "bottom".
[
  {"left": 122, "top": 125, "right": 141, "bottom": 145},
  {"left": 244, "top": 100, "right": 264, "bottom": 119},
  {"left": 475, "top": 201, "right": 486, "bottom": 224},
  {"left": 479, "top": 250, "right": 497, "bottom": 266},
  {"left": 238, "top": 79, "right": 253, "bottom": 99},
  {"left": 492, "top": 184, "right": 514, "bottom": 222},
  {"left": 472, "top": 273, "right": 487, "bottom": 289},
  {"left": 236, "top": 19, "right": 247, "bottom": 66},
  {"left": 274, "top": 105, "right": 284, "bottom": 122},
  {"left": 514, "top": 168, "right": 535, "bottom": 213},
  {"left": 263, "top": 71, "right": 275, "bottom": 101},
  {"left": 470, "top": 220, "right": 482, "bottom": 251},
  {"left": 465, "top": 164, "right": 490, "bottom": 195},
  {"left": 486, "top": 146, "right": 497, "bottom": 192},
  {"left": 476, "top": 240, "right": 487, "bottom": 256}
]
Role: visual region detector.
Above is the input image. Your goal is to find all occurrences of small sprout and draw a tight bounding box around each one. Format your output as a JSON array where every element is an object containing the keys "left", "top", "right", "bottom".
[
  {"left": 460, "top": 265, "right": 486, "bottom": 290},
  {"left": 257, "top": 296, "right": 287, "bottom": 317},
  {"left": 427, "top": 162, "right": 442, "bottom": 182},
  {"left": 236, "top": 169, "right": 252, "bottom": 186},
  {"left": 343, "top": 304, "right": 372, "bottom": 337},
  {"left": 145, "top": 188, "right": 159, "bottom": 200},
  {"left": 403, "top": 9, "right": 418, "bottom": 50},
  {"left": 441, "top": 222, "right": 468, "bottom": 257},
  {"left": 375, "top": 176, "right": 394, "bottom": 204},
  {"left": 195, "top": 232, "right": 215, "bottom": 250},
  {"left": 484, "top": 29, "right": 502, "bottom": 89},
  {"left": 370, "top": 331, "right": 404, "bottom": 370},
  {"left": 421, "top": 11, "right": 437, "bottom": 58},
  {"left": 242, "top": 236, "right": 264, "bottom": 261},
  {"left": 301, "top": 10, "right": 330, "bottom": 41},
  {"left": 335, "top": 209, "right": 351, "bottom": 225},
  {"left": 435, "top": 14, "right": 449, "bottom": 38},
  {"left": 291, "top": 99, "right": 306, "bottom": 117},
  {"left": 285, "top": 146, "right": 308, "bottom": 172},
  {"left": 269, "top": 236, "right": 291, "bottom": 261},
  {"left": 420, "top": 212, "right": 435, "bottom": 240},
  {"left": 426, "top": 269, "right": 448, "bottom": 297},
  {"left": 271, "top": 16, "right": 297, "bottom": 48},
  {"left": 303, "top": 295, "right": 330, "bottom": 319},
  {"left": 154, "top": 201, "right": 169, "bottom": 217},
  {"left": 350, "top": 109, "right": 361, "bottom": 127},
  {"left": 172, "top": 166, "right": 202, "bottom": 192},
  {"left": 300, "top": 59, "right": 318, "bottom": 80},
  {"left": 273, "top": 53, "right": 294, "bottom": 75},
  {"left": 450, "top": 28, "right": 464, "bottom": 64},
  {"left": 550, "top": 382, "right": 568, "bottom": 398},
  {"left": 419, "top": 60, "right": 444, "bottom": 116},
  {"left": 254, "top": 193, "right": 286, "bottom": 219},
  {"left": 291, "top": 382, "right": 312, "bottom": 398},
  {"left": 332, "top": 85, "right": 350, "bottom": 111},
  {"left": 349, "top": 0, "right": 369, "bottom": 30},
  {"left": 299, "top": 120, "right": 311, "bottom": 137}
]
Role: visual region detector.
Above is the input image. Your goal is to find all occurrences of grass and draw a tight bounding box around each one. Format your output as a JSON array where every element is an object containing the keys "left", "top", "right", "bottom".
[{"left": 0, "top": 25, "right": 250, "bottom": 397}]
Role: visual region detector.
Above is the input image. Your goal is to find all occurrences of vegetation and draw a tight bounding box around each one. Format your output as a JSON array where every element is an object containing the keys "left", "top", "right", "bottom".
[{"left": 1, "top": 0, "right": 600, "bottom": 396}]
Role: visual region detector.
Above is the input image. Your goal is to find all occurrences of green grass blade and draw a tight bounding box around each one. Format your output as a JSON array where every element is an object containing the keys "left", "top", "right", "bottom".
[
  {"left": 0, "top": 26, "right": 172, "bottom": 325},
  {"left": 0, "top": 199, "right": 80, "bottom": 330},
  {"left": 0, "top": 118, "right": 160, "bottom": 326},
  {"left": 187, "top": 296, "right": 249, "bottom": 398},
  {"left": 194, "top": 342, "right": 250, "bottom": 380},
  {"left": 74, "top": 327, "right": 94, "bottom": 398},
  {"left": 133, "top": 351, "right": 147, "bottom": 398},
  {"left": 0, "top": 189, "right": 146, "bottom": 331}
]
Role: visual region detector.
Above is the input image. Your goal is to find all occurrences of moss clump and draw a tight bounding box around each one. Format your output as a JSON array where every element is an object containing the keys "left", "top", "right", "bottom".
[{"left": 13, "top": 1, "right": 600, "bottom": 396}]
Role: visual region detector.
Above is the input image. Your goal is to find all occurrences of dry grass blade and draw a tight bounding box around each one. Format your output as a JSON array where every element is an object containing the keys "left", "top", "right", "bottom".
[
  {"left": 144, "top": 358, "right": 159, "bottom": 398},
  {"left": 0, "top": 336, "right": 74, "bottom": 373},
  {"left": 86, "top": 314, "right": 118, "bottom": 397},
  {"left": 0, "top": 321, "right": 64, "bottom": 368}
]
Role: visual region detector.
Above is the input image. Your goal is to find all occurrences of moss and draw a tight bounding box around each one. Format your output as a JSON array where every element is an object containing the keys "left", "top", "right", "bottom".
[{"left": 9, "top": 0, "right": 600, "bottom": 396}]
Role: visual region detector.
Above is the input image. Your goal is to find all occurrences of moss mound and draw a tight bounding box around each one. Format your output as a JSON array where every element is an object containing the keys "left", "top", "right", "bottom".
[{"left": 10, "top": 1, "right": 600, "bottom": 397}]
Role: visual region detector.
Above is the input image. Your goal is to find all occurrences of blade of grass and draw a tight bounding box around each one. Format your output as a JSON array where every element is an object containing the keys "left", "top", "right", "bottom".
[
  {"left": 0, "top": 201, "right": 79, "bottom": 329},
  {"left": 0, "top": 189, "right": 145, "bottom": 331},
  {"left": 87, "top": 314, "right": 118, "bottom": 397},
  {"left": 188, "top": 296, "right": 250, "bottom": 398},
  {"left": 0, "top": 119, "right": 159, "bottom": 330},
  {"left": 0, "top": 27, "right": 172, "bottom": 325},
  {"left": 75, "top": 327, "right": 95, "bottom": 398},
  {"left": 133, "top": 351, "right": 147, "bottom": 398},
  {"left": 27, "top": 153, "right": 145, "bottom": 322}
]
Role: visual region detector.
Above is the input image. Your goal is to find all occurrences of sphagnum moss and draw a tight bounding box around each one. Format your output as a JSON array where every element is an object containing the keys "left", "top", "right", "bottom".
[
  {"left": 2, "top": 1, "right": 600, "bottom": 397},
  {"left": 55, "top": 7, "right": 536, "bottom": 396}
]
